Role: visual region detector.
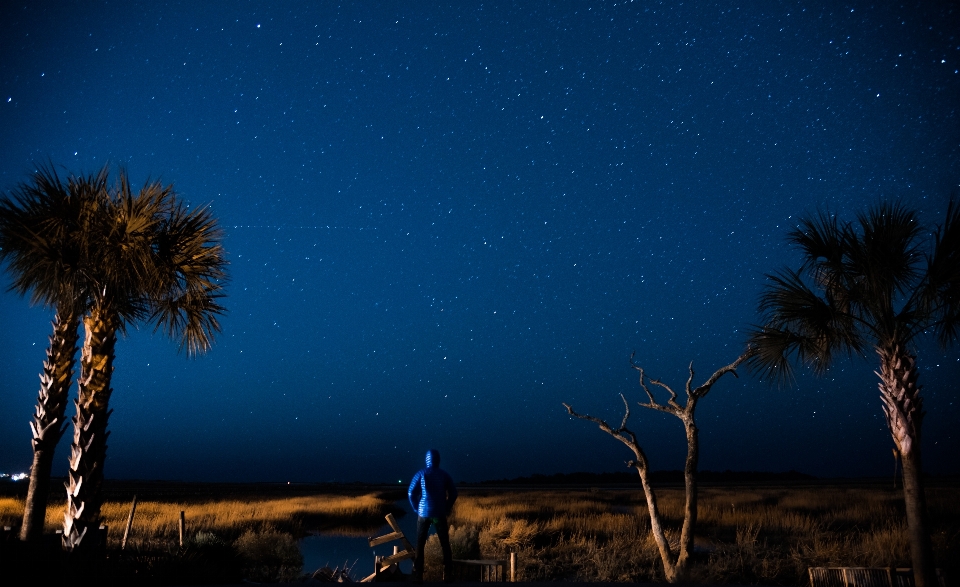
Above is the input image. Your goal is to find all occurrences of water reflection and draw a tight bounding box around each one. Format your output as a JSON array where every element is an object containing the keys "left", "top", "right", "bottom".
[{"left": 301, "top": 500, "right": 418, "bottom": 578}]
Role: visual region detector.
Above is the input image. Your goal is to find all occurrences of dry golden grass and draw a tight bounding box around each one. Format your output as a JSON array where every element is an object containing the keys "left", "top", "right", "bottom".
[
  {"left": 4, "top": 483, "right": 957, "bottom": 584},
  {"left": 0, "top": 491, "right": 395, "bottom": 549},
  {"left": 446, "top": 484, "right": 960, "bottom": 584}
]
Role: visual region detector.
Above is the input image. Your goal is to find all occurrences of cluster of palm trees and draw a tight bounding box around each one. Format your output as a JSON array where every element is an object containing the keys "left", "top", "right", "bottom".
[
  {"left": 0, "top": 164, "right": 227, "bottom": 551},
  {"left": 747, "top": 201, "right": 960, "bottom": 587}
]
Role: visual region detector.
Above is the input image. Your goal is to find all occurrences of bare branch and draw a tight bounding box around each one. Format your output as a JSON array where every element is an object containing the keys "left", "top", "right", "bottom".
[
  {"left": 648, "top": 375, "right": 680, "bottom": 407},
  {"left": 631, "top": 351, "right": 681, "bottom": 409},
  {"left": 635, "top": 367, "right": 657, "bottom": 404},
  {"left": 618, "top": 393, "right": 631, "bottom": 431},
  {"left": 563, "top": 402, "right": 610, "bottom": 431},
  {"left": 685, "top": 362, "right": 695, "bottom": 397},
  {"left": 563, "top": 401, "right": 641, "bottom": 457},
  {"left": 691, "top": 348, "right": 755, "bottom": 399}
]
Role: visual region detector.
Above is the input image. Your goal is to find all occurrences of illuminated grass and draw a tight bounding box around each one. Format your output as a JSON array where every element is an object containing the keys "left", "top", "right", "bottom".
[
  {"left": 0, "top": 491, "right": 396, "bottom": 548},
  {"left": 448, "top": 485, "right": 960, "bottom": 584},
  {"left": 3, "top": 483, "right": 957, "bottom": 585}
]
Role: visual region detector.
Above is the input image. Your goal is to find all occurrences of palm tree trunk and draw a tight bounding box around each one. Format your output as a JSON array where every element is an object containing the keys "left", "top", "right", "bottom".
[
  {"left": 62, "top": 306, "right": 116, "bottom": 552},
  {"left": 20, "top": 310, "right": 79, "bottom": 542},
  {"left": 878, "top": 345, "right": 936, "bottom": 587},
  {"left": 901, "top": 446, "right": 935, "bottom": 587}
]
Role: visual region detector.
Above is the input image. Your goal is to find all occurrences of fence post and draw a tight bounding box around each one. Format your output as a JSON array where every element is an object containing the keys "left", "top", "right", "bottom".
[
  {"left": 510, "top": 552, "right": 517, "bottom": 582},
  {"left": 179, "top": 511, "right": 185, "bottom": 548},
  {"left": 121, "top": 495, "right": 138, "bottom": 550}
]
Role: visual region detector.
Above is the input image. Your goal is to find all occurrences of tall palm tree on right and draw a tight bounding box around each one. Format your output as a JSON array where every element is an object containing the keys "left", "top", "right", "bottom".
[{"left": 747, "top": 201, "right": 959, "bottom": 587}]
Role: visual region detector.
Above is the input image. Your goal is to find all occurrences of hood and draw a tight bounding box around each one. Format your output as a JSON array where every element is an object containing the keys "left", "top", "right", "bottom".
[{"left": 425, "top": 449, "right": 440, "bottom": 468}]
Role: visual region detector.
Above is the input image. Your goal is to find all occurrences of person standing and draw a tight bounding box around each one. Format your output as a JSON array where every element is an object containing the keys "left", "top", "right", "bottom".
[{"left": 408, "top": 449, "right": 458, "bottom": 583}]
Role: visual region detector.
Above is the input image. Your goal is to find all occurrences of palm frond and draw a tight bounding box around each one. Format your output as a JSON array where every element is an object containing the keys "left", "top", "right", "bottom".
[
  {"left": 753, "top": 268, "right": 864, "bottom": 377},
  {"left": 848, "top": 202, "right": 922, "bottom": 318},
  {"left": 145, "top": 194, "right": 229, "bottom": 356},
  {"left": 83, "top": 170, "right": 173, "bottom": 322},
  {"left": 0, "top": 164, "right": 108, "bottom": 314},
  {"left": 920, "top": 198, "right": 960, "bottom": 347},
  {"left": 788, "top": 211, "right": 864, "bottom": 318},
  {"left": 150, "top": 281, "right": 227, "bottom": 356},
  {"left": 744, "top": 326, "right": 800, "bottom": 385}
]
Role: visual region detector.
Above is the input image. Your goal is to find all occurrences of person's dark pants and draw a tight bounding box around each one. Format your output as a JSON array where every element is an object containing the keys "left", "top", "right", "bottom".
[{"left": 413, "top": 515, "right": 453, "bottom": 581}]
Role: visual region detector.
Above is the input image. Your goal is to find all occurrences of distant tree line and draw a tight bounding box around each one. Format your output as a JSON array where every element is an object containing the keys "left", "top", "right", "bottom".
[{"left": 472, "top": 469, "right": 818, "bottom": 486}]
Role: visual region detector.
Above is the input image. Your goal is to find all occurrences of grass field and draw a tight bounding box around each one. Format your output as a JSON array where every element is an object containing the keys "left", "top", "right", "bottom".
[
  {"left": 438, "top": 483, "right": 960, "bottom": 584},
  {"left": 0, "top": 483, "right": 401, "bottom": 549},
  {"left": 2, "top": 481, "right": 957, "bottom": 585}
]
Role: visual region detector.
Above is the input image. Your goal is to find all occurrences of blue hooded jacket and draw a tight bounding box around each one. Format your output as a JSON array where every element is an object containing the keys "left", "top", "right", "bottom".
[{"left": 408, "top": 449, "right": 458, "bottom": 518}]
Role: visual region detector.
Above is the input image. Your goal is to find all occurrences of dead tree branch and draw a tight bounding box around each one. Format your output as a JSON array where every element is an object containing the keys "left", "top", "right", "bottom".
[{"left": 563, "top": 347, "right": 754, "bottom": 583}]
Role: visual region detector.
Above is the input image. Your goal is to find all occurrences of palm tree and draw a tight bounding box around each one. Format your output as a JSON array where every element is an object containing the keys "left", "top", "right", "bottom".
[
  {"left": 0, "top": 165, "right": 109, "bottom": 542},
  {"left": 748, "top": 201, "right": 959, "bottom": 587},
  {"left": 62, "top": 170, "right": 227, "bottom": 551}
]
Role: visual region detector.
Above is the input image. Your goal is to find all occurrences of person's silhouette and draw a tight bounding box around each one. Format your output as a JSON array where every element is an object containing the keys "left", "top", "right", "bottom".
[{"left": 408, "top": 449, "right": 458, "bottom": 583}]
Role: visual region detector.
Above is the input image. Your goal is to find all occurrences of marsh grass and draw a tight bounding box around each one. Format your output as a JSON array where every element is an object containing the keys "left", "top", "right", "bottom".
[
  {"left": 1, "top": 489, "right": 398, "bottom": 583},
  {"left": 0, "top": 491, "right": 396, "bottom": 550},
  {"left": 3, "top": 484, "right": 957, "bottom": 584},
  {"left": 447, "top": 484, "right": 959, "bottom": 584}
]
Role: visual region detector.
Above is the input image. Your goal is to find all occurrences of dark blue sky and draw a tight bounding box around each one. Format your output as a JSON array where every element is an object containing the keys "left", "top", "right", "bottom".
[{"left": 1, "top": 1, "right": 958, "bottom": 483}]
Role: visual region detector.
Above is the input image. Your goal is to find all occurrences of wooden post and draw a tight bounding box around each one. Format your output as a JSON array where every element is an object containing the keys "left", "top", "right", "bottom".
[
  {"left": 121, "top": 495, "right": 138, "bottom": 550},
  {"left": 510, "top": 552, "right": 517, "bottom": 582},
  {"left": 179, "top": 511, "right": 185, "bottom": 548}
]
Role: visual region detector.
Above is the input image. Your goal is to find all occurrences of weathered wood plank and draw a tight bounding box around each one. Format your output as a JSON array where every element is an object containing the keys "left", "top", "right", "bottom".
[
  {"left": 379, "top": 550, "right": 415, "bottom": 566},
  {"left": 385, "top": 513, "right": 403, "bottom": 533},
  {"left": 368, "top": 531, "right": 404, "bottom": 547},
  {"left": 384, "top": 513, "right": 416, "bottom": 553}
]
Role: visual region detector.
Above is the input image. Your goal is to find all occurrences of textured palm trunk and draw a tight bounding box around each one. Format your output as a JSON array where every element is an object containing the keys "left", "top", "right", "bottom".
[
  {"left": 62, "top": 306, "right": 116, "bottom": 552},
  {"left": 878, "top": 344, "right": 935, "bottom": 587},
  {"left": 20, "top": 310, "right": 80, "bottom": 542}
]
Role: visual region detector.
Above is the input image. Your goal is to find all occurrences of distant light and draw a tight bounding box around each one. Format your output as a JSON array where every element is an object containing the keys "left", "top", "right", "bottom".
[{"left": 256, "top": 23, "right": 261, "bottom": 28}]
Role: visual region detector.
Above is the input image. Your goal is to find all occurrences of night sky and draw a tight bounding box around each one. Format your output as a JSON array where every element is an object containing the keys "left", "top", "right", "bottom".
[{"left": 1, "top": 1, "right": 959, "bottom": 484}]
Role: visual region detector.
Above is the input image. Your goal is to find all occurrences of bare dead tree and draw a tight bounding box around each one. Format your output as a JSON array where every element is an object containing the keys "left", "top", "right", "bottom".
[{"left": 563, "top": 348, "right": 753, "bottom": 583}]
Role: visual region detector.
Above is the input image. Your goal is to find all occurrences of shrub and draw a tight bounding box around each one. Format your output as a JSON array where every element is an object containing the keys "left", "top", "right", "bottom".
[
  {"left": 234, "top": 528, "right": 303, "bottom": 582},
  {"left": 422, "top": 524, "right": 481, "bottom": 581}
]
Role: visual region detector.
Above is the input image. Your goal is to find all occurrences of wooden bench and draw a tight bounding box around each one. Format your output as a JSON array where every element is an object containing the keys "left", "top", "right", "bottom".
[
  {"left": 452, "top": 557, "right": 513, "bottom": 582},
  {"left": 809, "top": 567, "right": 946, "bottom": 587}
]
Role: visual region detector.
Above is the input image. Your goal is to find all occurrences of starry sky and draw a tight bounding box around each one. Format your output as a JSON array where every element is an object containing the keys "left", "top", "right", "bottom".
[{"left": 1, "top": 1, "right": 959, "bottom": 484}]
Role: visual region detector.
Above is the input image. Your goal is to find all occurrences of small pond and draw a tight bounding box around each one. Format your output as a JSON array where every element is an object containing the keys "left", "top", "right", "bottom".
[{"left": 300, "top": 500, "right": 418, "bottom": 579}]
